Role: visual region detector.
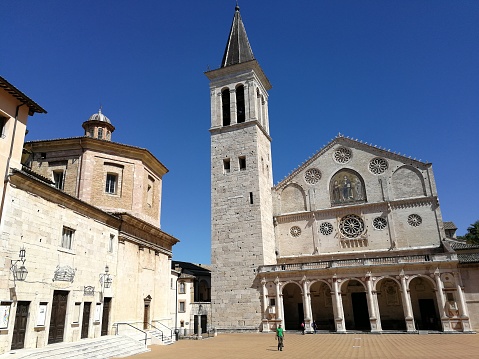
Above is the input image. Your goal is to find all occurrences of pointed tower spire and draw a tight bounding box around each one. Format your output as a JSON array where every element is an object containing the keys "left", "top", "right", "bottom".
[{"left": 221, "top": 5, "right": 255, "bottom": 67}]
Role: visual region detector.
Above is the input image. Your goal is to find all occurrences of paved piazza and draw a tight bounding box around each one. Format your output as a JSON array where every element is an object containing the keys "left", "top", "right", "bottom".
[{"left": 123, "top": 333, "right": 479, "bottom": 359}]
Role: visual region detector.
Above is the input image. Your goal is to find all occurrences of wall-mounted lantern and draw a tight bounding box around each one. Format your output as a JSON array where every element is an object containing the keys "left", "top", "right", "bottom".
[
  {"left": 10, "top": 248, "right": 28, "bottom": 285},
  {"left": 99, "top": 265, "right": 112, "bottom": 289}
]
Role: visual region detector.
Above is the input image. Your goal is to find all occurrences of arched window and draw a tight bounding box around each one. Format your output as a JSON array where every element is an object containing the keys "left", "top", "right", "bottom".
[
  {"left": 179, "top": 281, "right": 185, "bottom": 294},
  {"left": 236, "top": 85, "right": 245, "bottom": 123},
  {"left": 222, "top": 89, "right": 230, "bottom": 126}
]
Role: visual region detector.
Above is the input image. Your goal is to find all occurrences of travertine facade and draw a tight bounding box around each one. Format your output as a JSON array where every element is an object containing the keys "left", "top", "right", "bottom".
[
  {"left": 0, "top": 85, "right": 178, "bottom": 354},
  {"left": 208, "top": 6, "right": 477, "bottom": 334}
]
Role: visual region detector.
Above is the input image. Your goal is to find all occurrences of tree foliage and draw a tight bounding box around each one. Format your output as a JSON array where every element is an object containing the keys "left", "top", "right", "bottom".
[{"left": 458, "top": 220, "right": 479, "bottom": 244}]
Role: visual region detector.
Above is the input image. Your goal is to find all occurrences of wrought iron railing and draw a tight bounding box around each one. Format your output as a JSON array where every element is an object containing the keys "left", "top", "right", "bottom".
[{"left": 115, "top": 322, "right": 148, "bottom": 346}]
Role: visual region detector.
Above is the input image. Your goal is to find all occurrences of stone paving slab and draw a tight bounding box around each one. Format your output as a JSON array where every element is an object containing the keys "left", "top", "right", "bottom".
[{"left": 118, "top": 333, "right": 479, "bottom": 359}]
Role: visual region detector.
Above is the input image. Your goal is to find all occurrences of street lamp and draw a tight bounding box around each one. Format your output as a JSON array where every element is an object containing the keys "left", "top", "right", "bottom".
[{"left": 10, "top": 248, "right": 28, "bottom": 285}]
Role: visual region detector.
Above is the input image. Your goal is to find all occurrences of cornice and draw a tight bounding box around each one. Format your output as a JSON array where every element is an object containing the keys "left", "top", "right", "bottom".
[
  {"left": 9, "top": 169, "right": 121, "bottom": 227},
  {"left": 210, "top": 119, "right": 271, "bottom": 142},
  {"left": 274, "top": 196, "right": 437, "bottom": 223},
  {"left": 25, "top": 137, "right": 168, "bottom": 177}
]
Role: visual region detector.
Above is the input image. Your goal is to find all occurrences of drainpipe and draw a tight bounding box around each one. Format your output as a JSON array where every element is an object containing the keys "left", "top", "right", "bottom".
[{"left": 0, "top": 104, "right": 24, "bottom": 224}]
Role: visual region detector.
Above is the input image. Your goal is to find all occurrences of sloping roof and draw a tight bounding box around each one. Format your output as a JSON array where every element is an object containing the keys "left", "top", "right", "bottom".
[
  {"left": 221, "top": 5, "right": 255, "bottom": 68},
  {"left": 0, "top": 76, "right": 46, "bottom": 115},
  {"left": 448, "top": 241, "right": 479, "bottom": 251},
  {"left": 172, "top": 261, "right": 211, "bottom": 274},
  {"left": 444, "top": 221, "right": 457, "bottom": 230},
  {"left": 457, "top": 253, "right": 479, "bottom": 264},
  {"left": 274, "top": 133, "right": 430, "bottom": 190}
]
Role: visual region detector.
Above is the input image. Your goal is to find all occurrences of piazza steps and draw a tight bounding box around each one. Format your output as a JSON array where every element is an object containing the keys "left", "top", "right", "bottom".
[{"left": 0, "top": 335, "right": 149, "bottom": 359}]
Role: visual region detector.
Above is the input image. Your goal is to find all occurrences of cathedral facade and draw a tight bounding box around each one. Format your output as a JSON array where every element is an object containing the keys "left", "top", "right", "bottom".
[{"left": 208, "top": 6, "right": 478, "bottom": 333}]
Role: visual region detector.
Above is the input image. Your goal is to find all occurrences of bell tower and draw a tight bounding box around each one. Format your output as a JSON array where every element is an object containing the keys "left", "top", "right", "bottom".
[{"left": 206, "top": 5, "right": 276, "bottom": 330}]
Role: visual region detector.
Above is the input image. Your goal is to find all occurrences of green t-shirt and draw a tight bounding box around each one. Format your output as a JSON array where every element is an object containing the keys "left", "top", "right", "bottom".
[{"left": 276, "top": 327, "right": 284, "bottom": 337}]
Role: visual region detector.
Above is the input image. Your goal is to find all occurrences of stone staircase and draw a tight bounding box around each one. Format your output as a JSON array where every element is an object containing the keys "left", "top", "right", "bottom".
[
  {"left": 150, "top": 329, "right": 174, "bottom": 345},
  {"left": 0, "top": 335, "right": 149, "bottom": 359}
]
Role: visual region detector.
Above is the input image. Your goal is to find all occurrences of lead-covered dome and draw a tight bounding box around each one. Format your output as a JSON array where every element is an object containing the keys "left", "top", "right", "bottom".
[
  {"left": 86, "top": 108, "right": 111, "bottom": 124},
  {"left": 82, "top": 108, "right": 115, "bottom": 141}
]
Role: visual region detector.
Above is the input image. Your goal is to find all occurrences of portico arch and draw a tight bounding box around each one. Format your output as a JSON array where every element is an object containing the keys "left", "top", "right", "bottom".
[
  {"left": 310, "top": 280, "right": 334, "bottom": 331},
  {"left": 376, "top": 277, "right": 406, "bottom": 331},
  {"left": 340, "top": 279, "right": 370, "bottom": 331},
  {"left": 282, "top": 282, "right": 303, "bottom": 331},
  {"left": 409, "top": 275, "right": 441, "bottom": 331}
]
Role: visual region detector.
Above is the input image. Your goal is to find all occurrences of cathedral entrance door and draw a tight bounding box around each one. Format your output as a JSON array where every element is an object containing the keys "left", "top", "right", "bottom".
[
  {"left": 418, "top": 299, "right": 439, "bottom": 331},
  {"left": 11, "top": 301, "right": 29, "bottom": 350},
  {"left": 351, "top": 292, "right": 371, "bottom": 331},
  {"left": 101, "top": 298, "right": 111, "bottom": 336},
  {"left": 81, "top": 302, "right": 91, "bottom": 339},
  {"left": 48, "top": 291, "right": 68, "bottom": 344}
]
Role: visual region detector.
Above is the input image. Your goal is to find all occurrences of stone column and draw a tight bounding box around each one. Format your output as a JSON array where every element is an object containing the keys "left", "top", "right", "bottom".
[
  {"left": 433, "top": 270, "right": 447, "bottom": 319},
  {"left": 301, "top": 276, "right": 312, "bottom": 332},
  {"left": 399, "top": 271, "right": 415, "bottom": 331},
  {"left": 230, "top": 89, "right": 237, "bottom": 125},
  {"left": 453, "top": 272, "right": 472, "bottom": 331},
  {"left": 214, "top": 90, "right": 222, "bottom": 128},
  {"left": 332, "top": 276, "right": 346, "bottom": 332},
  {"left": 275, "top": 277, "right": 283, "bottom": 328},
  {"left": 365, "top": 274, "right": 380, "bottom": 332},
  {"left": 261, "top": 278, "right": 270, "bottom": 332}
]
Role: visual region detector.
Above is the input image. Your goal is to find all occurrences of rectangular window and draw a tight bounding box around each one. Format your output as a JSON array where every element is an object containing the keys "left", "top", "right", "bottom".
[
  {"left": 108, "top": 234, "right": 114, "bottom": 253},
  {"left": 179, "top": 301, "right": 185, "bottom": 313},
  {"left": 249, "top": 192, "right": 253, "bottom": 204},
  {"left": 223, "top": 158, "right": 230, "bottom": 174},
  {"left": 269, "top": 298, "right": 276, "bottom": 306},
  {"left": 98, "top": 128, "right": 103, "bottom": 139},
  {"left": 105, "top": 173, "right": 117, "bottom": 194},
  {"left": 62, "top": 227, "right": 74, "bottom": 249},
  {"left": 239, "top": 156, "right": 246, "bottom": 171},
  {"left": 53, "top": 170, "right": 65, "bottom": 190},
  {"left": 0, "top": 116, "right": 7, "bottom": 138}
]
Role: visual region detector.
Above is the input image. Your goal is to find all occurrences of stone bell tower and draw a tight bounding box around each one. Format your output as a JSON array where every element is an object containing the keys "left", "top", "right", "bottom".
[{"left": 205, "top": 5, "right": 276, "bottom": 331}]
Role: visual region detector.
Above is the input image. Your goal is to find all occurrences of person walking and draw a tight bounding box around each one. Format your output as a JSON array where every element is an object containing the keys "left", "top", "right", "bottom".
[
  {"left": 301, "top": 321, "right": 305, "bottom": 335},
  {"left": 276, "top": 324, "right": 284, "bottom": 351}
]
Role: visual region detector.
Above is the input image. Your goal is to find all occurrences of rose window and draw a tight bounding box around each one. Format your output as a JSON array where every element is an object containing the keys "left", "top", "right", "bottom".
[
  {"left": 290, "top": 226, "right": 302, "bottom": 237},
  {"left": 320, "top": 222, "right": 333, "bottom": 236},
  {"left": 339, "top": 214, "right": 364, "bottom": 238},
  {"left": 373, "top": 217, "right": 387, "bottom": 230},
  {"left": 408, "top": 214, "right": 422, "bottom": 227},
  {"left": 369, "top": 158, "right": 388, "bottom": 175},
  {"left": 304, "top": 168, "right": 321, "bottom": 184},
  {"left": 333, "top": 147, "right": 352, "bottom": 164}
]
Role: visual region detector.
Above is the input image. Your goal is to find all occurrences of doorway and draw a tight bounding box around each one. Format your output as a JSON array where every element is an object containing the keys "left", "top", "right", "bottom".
[
  {"left": 81, "top": 302, "right": 91, "bottom": 339},
  {"left": 351, "top": 292, "right": 371, "bottom": 331},
  {"left": 101, "top": 298, "right": 111, "bottom": 336},
  {"left": 11, "top": 301, "right": 29, "bottom": 350},
  {"left": 418, "top": 299, "right": 440, "bottom": 330},
  {"left": 194, "top": 315, "right": 207, "bottom": 334},
  {"left": 48, "top": 291, "right": 68, "bottom": 344}
]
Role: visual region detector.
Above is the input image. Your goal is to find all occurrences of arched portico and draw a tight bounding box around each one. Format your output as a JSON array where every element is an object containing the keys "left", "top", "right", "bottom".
[
  {"left": 376, "top": 277, "right": 406, "bottom": 331},
  {"left": 310, "top": 280, "right": 334, "bottom": 331},
  {"left": 340, "top": 279, "right": 371, "bottom": 331},
  {"left": 409, "top": 275, "right": 441, "bottom": 331},
  {"left": 282, "top": 282, "right": 303, "bottom": 331}
]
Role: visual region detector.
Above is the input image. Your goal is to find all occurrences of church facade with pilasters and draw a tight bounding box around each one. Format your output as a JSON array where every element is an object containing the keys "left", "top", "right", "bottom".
[{"left": 208, "top": 6, "right": 477, "bottom": 334}]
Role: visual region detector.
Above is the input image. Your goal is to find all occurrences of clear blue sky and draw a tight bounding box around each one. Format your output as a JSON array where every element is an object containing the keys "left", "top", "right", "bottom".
[{"left": 3, "top": 1, "right": 478, "bottom": 264}]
